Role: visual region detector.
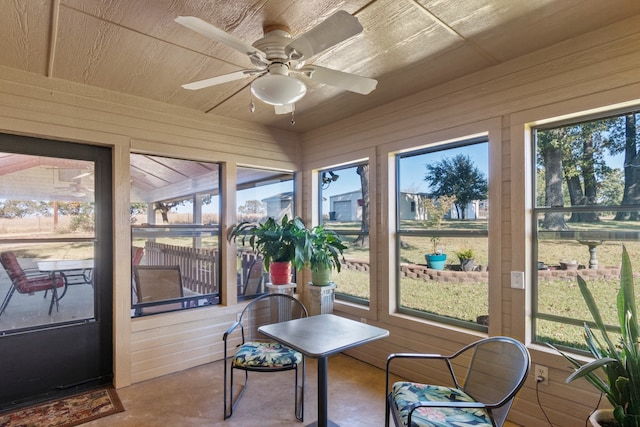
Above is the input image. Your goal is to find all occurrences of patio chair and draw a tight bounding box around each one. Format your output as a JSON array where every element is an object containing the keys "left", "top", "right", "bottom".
[
  {"left": 133, "top": 265, "right": 184, "bottom": 315},
  {"left": 385, "top": 336, "right": 530, "bottom": 427},
  {"left": 0, "top": 251, "right": 65, "bottom": 316},
  {"left": 243, "top": 258, "right": 264, "bottom": 296},
  {"left": 223, "top": 293, "right": 307, "bottom": 421}
]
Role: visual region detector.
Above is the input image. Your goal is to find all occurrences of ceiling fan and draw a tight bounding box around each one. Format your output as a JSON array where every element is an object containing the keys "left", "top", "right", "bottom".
[
  {"left": 53, "top": 181, "right": 94, "bottom": 198},
  {"left": 175, "top": 10, "right": 378, "bottom": 118}
]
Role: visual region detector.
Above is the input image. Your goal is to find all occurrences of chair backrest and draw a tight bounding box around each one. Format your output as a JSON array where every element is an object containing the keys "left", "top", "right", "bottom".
[
  {"left": 457, "top": 336, "right": 530, "bottom": 426},
  {"left": 0, "top": 251, "right": 28, "bottom": 292},
  {"left": 239, "top": 293, "right": 308, "bottom": 342},
  {"left": 243, "top": 259, "right": 264, "bottom": 296},
  {"left": 133, "top": 265, "right": 184, "bottom": 310},
  {"left": 132, "top": 246, "right": 144, "bottom": 266}
]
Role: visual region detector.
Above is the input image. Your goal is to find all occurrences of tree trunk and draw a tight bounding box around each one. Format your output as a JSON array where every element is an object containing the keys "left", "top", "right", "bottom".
[
  {"left": 574, "top": 134, "right": 599, "bottom": 222},
  {"left": 354, "top": 165, "right": 370, "bottom": 247},
  {"left": 615, "top": 114, "right": 640, "bottom": 220},
  {"left": 541, "top": 143, "right": 568, "bottom": 230}
]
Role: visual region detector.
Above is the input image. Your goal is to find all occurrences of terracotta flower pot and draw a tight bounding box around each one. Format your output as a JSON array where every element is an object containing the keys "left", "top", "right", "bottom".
[{"left": 269, "top": 261, "right": 292, "bottom": 285}]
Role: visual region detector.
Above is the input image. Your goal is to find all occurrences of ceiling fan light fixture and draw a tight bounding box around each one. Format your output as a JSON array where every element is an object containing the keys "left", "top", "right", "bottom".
[{"left": 250, "top": 74, "right": 307, "bottom": 106}]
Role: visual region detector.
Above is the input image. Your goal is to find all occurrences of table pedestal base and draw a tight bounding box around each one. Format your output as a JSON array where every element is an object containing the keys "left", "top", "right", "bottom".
[{"left": 306, "top": 420, "right": 340, "bottom": 427}]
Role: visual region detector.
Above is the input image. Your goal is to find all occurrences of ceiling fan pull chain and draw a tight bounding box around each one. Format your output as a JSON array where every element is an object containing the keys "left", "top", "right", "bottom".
[
  {"left": 290, "top": 104, "right": 296, "bottom": 125},
  {"left": 249, "top": 92, "right": 256, "bottom": 113}
]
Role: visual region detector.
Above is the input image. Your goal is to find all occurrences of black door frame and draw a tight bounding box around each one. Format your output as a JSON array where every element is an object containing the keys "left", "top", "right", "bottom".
[{"left": 0, "top": 134, "right": 113, "bottom": 408}]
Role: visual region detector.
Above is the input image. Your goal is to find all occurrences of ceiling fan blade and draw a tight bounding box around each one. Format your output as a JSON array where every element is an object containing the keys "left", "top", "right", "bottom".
[
  {"left": 175, "top": 16, "right": 264, "bottom": 57},
  {"left": 300, "top": 65, "right": 377, "bottom": 95},
  {"left": 285, "top": 10, "right": 362, "bottom": 60},
  {"left": 181, "top": 70, "right": 253, "bottom": 90},
  {"left": 274, "top": 104, "right": 294, "bottom": 115},
  {"left": 72, "top": 172, "right": 93, "bottom": 180}
]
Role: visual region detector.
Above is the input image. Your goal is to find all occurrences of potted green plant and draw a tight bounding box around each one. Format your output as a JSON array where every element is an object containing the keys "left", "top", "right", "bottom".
[
  {"left": 548, "top": 246, "right": 640, "bottom": 427},
  {"left": 307, "top": 224, "right": 347, "bottom": 286},
  {"left": 228, "top": 215, "right": 309, "bottom": 285},
  {"left": 455, "top": 248, "right": 476, "bottom": 272},
  {"left": 422, "top": 195, "right": 456, "bottom": 270}
]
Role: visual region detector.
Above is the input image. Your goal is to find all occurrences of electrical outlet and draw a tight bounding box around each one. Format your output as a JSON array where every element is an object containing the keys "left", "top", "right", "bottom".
[
  {"left": 535, "top": 364, "right": 549, "bottom": 385},
  {"left": 510, "top": 271, "right": 525, "bottom": 289}
]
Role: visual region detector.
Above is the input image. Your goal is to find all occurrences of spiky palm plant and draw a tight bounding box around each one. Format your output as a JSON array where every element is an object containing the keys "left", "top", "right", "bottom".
[{"left": 550, "top": 246, "right": 640, "bottom": 427}]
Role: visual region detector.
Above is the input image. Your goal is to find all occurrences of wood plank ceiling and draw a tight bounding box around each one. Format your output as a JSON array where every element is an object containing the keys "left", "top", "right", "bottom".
[{"left": 1, "top": 0, "right": 640, "bottom": 133}]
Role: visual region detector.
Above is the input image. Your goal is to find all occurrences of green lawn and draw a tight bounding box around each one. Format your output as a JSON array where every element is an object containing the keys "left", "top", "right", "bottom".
[{"left": 6, "top": 220, "right": 638, "bottom": 350}]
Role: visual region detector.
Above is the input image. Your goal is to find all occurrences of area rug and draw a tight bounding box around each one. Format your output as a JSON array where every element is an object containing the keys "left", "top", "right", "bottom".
[{"left": 0, "top": 387, "right": 124, "bottom": 427}]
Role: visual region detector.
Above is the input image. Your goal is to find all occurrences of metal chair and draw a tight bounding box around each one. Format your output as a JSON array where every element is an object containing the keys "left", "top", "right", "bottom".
[
  {"left": 0, "top": 251, "right": 65, "bottom": 316},
  {"left": 243, "top": 258, "right": 264, "bottom": 296},
  {"left": 385, "top": 336, "right": 530, "bottom": 427},
  {"left": 133, "top": 265, "right": 184, "bottom": 315},
  {"left": 223, "top": 293, "right": 307, "bottom": 421}
]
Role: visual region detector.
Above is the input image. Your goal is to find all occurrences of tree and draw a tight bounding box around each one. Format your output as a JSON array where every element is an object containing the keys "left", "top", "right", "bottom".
[
  {"left": 238, "top": 200, "right": 265, "bottom": 216},
  {"left": 154, "top": 200, "right": 188, "bottom": 223},
  {"left": 536, "top": 122, "right": 612, "bottom": 229},
  {"left": 598, "top": 168, "right": 624, "bottom": 206},
  {"left": 538, "top": 131, "right": 568, "bottom": 230},
  {"left": 354, "top": 164, "right": 370, "bottom": 247},
  {"left": 153, "top": 195, "right": 215, "bottom": 223},
  {"left": 424, "top": 154, "right": 487, "bottom": 219},
  {"left": 611, "top": 113, "right": 640, "bottom": 220},
  {"left": 130, "top": 202, "right": 147, "bottom": 223},
  {"left": 0, "top": 200, "right": 50, "bottom": 218},
  {"left": 562, "top": 122, "right": 611, "bottom": 223}
]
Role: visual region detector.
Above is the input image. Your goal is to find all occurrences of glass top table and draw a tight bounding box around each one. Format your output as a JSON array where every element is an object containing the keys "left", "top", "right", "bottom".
[
  {"left": 259, "top": 314, "right": 389, "bottom": 427},
  {"left": 37, "top": 259, "right": 94, "bottom": 299}
]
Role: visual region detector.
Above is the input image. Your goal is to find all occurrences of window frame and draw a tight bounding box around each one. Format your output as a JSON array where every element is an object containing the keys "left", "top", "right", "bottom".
[
  {"left": 234, "top": 166, "right": 296, "bottom": 300},
  {"left": 394, "top": 136, "right": 490, "bottom": 331},
  {"left": 531, "top": 107, "right": 640, "bottom": 349},
  {"left": 318, "top": 161, "right": 371, "bottom": 306},
  {"left": 130, "top": 153, "right": 222, "bottom": 317}
]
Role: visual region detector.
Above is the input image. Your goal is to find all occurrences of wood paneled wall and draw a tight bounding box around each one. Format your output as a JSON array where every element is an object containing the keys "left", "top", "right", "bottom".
[
  {"left": 1, "top": 12, "right": 640, "bottom": 427},
  {"left": 0, "top": 64, "right": 301, "bottom": 388},
  {"left": 300, "top": 15, "right": 640, "bottom": 427}
]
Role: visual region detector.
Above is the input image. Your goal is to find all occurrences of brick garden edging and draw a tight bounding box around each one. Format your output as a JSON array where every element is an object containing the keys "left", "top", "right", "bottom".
[{"left": 343, "top": 258, "right": 621, "bottom": 284}]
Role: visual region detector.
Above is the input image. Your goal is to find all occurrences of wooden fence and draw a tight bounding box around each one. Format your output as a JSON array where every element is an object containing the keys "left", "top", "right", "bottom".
[{"left": 144, "top": 242, "right": 218, "bottom": 294}]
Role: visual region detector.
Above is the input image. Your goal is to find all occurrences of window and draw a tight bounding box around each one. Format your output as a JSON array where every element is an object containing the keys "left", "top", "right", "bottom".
[
  {"left": 0, "top": 148, "right": 106, "bottom": 332},
  {"left": 318, "top": 163, "right": 370, "bottom": 304},
  {"left": 235, "top": 167, "right": 294, "bottom": 298},
  {"left": 533, "top": 108, "right": 640, "bottom": 349},
  {"left": 396, "top": 138, "right": 489, "bottom": 330},
  {"left": 130, "top": 154, "right": 220, "bottom": 317}
]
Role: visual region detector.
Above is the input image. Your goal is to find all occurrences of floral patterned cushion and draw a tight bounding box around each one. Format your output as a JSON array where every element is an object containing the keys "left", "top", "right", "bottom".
[
  {"left": 391, "top": 382, "right": 492, "bottom": 427},
  {"left": 233, "top": 341, "right": 302, "bottom": 368}
]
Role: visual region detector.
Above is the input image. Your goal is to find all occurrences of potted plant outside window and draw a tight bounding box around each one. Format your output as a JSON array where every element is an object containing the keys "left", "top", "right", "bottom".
[
  {"left": 548, "top": 246, "right": 640, "bottom": 427},
  {"left": 422, "top": 195, "right": 456, "bottom": 270},
  {"left": 307, "top": 225, "right": 347, "bottom": 286},
  {"left": 455, "top": 248, "right": 476, "bottom": 272},
  {"left": 228, "top": 215, "right": 309, "bottom": 285}
]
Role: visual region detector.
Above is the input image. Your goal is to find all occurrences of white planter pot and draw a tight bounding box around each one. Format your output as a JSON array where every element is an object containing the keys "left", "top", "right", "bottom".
[{"left": 589, "top": 409, "right": 615, "bottom": 427}]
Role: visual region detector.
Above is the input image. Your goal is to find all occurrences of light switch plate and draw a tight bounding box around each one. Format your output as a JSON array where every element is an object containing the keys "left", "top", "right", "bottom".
[{"left": 510, "top": 271, "right": 525, "bottom": 289}]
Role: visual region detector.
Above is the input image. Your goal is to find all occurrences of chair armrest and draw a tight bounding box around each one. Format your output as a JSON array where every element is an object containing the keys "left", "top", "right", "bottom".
[
  {"left": 222, "top": 321, "right": 241, "bottom": 341},
  {"left": 385, "top": 353, "right": 454, "bottom": 397},
  {"left": 387, "top": 352, "right": 445, "bottom": 362},
  {"left": 24, "top": 268, "right": 49, "bottom": 278}
]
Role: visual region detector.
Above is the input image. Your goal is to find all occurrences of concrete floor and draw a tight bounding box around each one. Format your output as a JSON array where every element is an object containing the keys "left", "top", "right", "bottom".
[
  {"left": 82, "top": 353, "right": 522, "bottom": 427},
  {"left": 84, "top": 354, "right": 388, "bottom": 427}
]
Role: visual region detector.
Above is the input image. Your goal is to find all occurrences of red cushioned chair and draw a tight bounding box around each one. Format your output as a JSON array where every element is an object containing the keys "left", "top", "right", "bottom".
[{"left": 0, "top": 251, "right": 65, "bottom": 316}]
